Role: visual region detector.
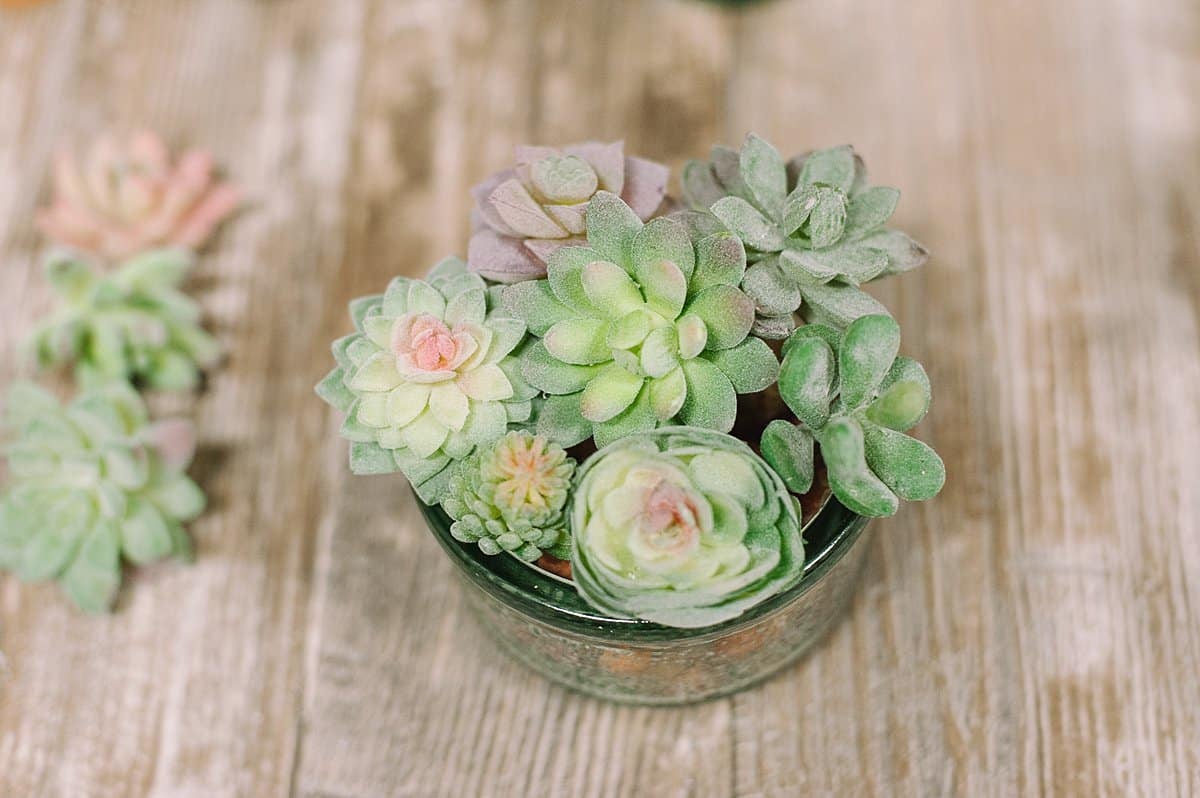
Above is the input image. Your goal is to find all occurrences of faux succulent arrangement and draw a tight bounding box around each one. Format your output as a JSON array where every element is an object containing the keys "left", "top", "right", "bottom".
[
  {"left": 319, "top": 135, "right": 945, "bottom": 630},
  {"left": 0, "top": 129, "right": 235, "bottom": 612}
]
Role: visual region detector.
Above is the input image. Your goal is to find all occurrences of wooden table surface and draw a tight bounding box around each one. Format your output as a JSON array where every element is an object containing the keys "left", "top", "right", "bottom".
[{"left": 1, "top": 1, "right": 1197, "bottom": 796}]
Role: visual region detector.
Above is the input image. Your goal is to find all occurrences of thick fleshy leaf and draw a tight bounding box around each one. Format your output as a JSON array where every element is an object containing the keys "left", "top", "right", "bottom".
[
  {"left": 386, "top": 382, "right": 431, "bottom": 427},
  {"left": 875, "top": 356, "right": 932, "bottom": 428},
  {"left": 633, "top": 217, "right": 695, "bottom": 280},
  {"left": 585, "top": 191, "right": 642, "bottom": 268},
  {"left": 60, "top": 521, "right": 120, "bottom": 614},
  {"left": 682, "top": 160, "right": 725, "bottom": 210},
  {"left": 149, "top": 476, "right": 206, "bottom": 521},
  {"left": 741, "top": 257, "right": 802, "bottom": 317},
  {"left": 704, "top": 337, "right": 779, "bottom": 393},
  {"left": 428, "top": 383, "right": 471, "bottom": 430},
  {"left": 640, "top": 326, "right": 679, "bottom": 379},
  {"left": 349, "top": 352, "right": 403, "bottom": 392},
  {"left": 778, "top": 336, "right": 834, "bottom": 429},
  {"left": 779, "top": 247, "right": 839, "bottom": 284},
  {"left": 546, "top": 245, "right": 603, "bottom": 312},
  {"left": 544, "top": 317, "right": 611, "bottom": 365},
  {"left": 760, "top": 420, "right": 815, "bottom": 494},
  {"left": 349, "top": 441, "right": 401, "bottom": 474},
  {"left": 710, "top": 145, "right": 750, "bottom": 199},
  {"left": 402, "top": 411, "right": 450, "bottom": 458},
  {"left": 444, "top": 287, "right": 487, "bottom": 328},
  {"left": 349, "top": 295, "right": 382, "bottom": 330},
  {"left": 675, "top": 313, "right": 708, "bottom": 360},
  {"left": 531, "top": 154, "right": 597, "bottom": 203},
  {"left": 467, "top": 229, "right": 547, "bottom": 283},
  {"left": 406, "top": 280, "right": 446, "bottom": 317},
  {"left": 121, "top": 498, "right": 173, "bottom": 565},
  {"left": 635, "top": 257, "right": 687, "bottom": 319},
  {"left": 679, "top": 357, "right": 736, "bottom": 432},
  {"left": 488, "top": 178, "right": 565, "bottom": 238},
  {"left": 710, "top": 196, "right": 784, "bottom": 252},
  {"left": 805, "top": 188, "right": 848, "bottom": 249},
  {"left": 861, "top": 421, "right": 945, "bottom": 501},
  {"left": 819, "top": 416, "right": 898, "bottom": 517},
  {"left": 690, "top": 232, "right": 746, "bottom": 295},
  {"left": 685, "top": 285, "right": 754, "bottom": 350},
  {"left": 838, "top": 314, "right": 900, "bottom": 410},
  {"left": 858, "top": 228, "right": 930, "bottom": 276},
  {"left": 456, "top": 363, "right": 514, "bottom": 401},
  {"left": 648, "top": 367, "right": 687, "bottom": 421},
  {"left": 592, "top": 386, "right": 656, "bottom": 448},
  {"left": 520, "top": 340, "right": 602, "bottom": 394},
  {"left": 606, "top": 308, "right": 653, "bottom": 349},
  {"left": 798, "top": 145, "right": 857, "bottom": 193},
  {"left": 620, "top": 156, "right": 670, "bottom": 218},
  {"left": 789, "top": 244, "right": 888, "bottom": 286},
  {"left": 739, "top": 134, "right": 788, "bottom": 217},
  {"left": 19, "top": 494, "right": 91, "bottom": 580},
  {"left": 780, "top": 322, "right": 842, "bottom": 359},
  {"left": 536, "top": 393, "right": 593, "bottom": 448},
  {"left": 501, "top": 279, "right": 573, "bottom": 335},
  {"left": 844, "top": 186, "right": 899, "bottom": 239},
  {"left": 580, "top": 259, "right": 644, "bottom": 318},
  {"left": 867, "top": 379, "right": 929, "bottom": 431},
  {"left": 580, "top": 365, "right": 645, "bottom": 423},
  {"left": 798, "top": 280, "right": 889, "bottom": 329},
  {"left": 485, "top": 317, "right": 526, "bottom": 362}
]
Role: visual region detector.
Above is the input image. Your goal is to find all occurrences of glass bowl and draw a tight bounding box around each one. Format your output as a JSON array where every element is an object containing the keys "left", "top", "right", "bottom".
[{"left": 417, "top": 495, "right": 869, "bottom": 705}]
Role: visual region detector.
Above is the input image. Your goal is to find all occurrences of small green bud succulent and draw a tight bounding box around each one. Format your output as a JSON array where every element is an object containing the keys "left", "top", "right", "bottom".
[
  {"left": 503, "top": 191, "right": 779, "bottom": 449},
  {"left": 683, "top": 134, "right": 928, "bottom": 337},
  {"left": 442, "top": 430, "right": 575, "bottom": 561},
  {"left": 0, "top": 382, "right": 205, "bottom": 612},
  {"left": 316, "top": 257, "right": 537, "bottom": 503},
  {"left": 760, "top": 315, "right": 945, "bottom": 517},
  {"left": 29, "top": 248, "right": 221, "bottom": 390},
  {"left": 570, "top": 427, "right": 805, "bottom": 628}
]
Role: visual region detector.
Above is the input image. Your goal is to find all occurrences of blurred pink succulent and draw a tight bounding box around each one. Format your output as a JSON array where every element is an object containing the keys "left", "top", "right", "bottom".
[
  {"left": 37, "top": 130, "right": 240, "bottom": 261},
  {"left": 467, "top": 141, "right": 669, "bottom": 283}
]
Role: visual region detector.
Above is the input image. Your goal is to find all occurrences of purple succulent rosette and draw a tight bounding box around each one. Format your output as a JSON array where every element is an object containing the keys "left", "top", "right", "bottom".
[{"left": 467, "top": 141, "right": 670, "bottom": 283}]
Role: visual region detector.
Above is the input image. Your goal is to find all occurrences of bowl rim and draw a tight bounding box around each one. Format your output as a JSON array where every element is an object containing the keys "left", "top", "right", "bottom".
[{"left": 418, "top": 493, "right": 870, "bottom": 643}]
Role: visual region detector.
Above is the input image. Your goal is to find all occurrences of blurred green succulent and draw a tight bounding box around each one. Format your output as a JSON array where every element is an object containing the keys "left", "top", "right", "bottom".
[
  {"left": 682, "top": 134, "right": 928, "bottom": 337},
  {"left": 29, "top": 248, "right": 221, "bottom": 390},
  {"left": 316, "top": 257, "right": 537, "bottom": 503},
  {"left": 442, "top": 430, "right": 575, "bottom": 561},
  {"left": 760, "top": 315, "right": 944, "bottom": 517},
  {"left": 0, "top": 382, "right": 205, "bottom": 612},
  {"left": 503, "top": 191, "right": 778, "bottom": 449},
  {"left": 570, "top": 427, "right": 805, "bottom": 628}
]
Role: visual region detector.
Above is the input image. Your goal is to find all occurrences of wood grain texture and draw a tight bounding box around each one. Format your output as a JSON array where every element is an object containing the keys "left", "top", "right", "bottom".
[{"left": 0, "top": 0, "right": 1197, "bottom": 796}]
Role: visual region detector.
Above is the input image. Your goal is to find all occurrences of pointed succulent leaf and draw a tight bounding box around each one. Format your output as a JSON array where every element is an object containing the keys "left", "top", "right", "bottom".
[
  {"left": 703, "top": 337, "right": 779, "bottom": 393},
  {"left": 648, "top": 367, "right": 687, "bottom": 421},
  {"left": 690, "top": 232, "right": 746, "bottom": 295},
  {"left": 710, "top": 145, "right": 750, "bottom": 199},
  {"left": 580, "top": 365, "right": 645, "bottom": 423},
  {"left": 685, "top": 285, "right": 755, "bottom": 350},
  {"left": 536, "top": 393, "right": 593, "bottom": 448},
  {"left": 606, "top": 308, "right": 654, "bottom": 349},
  {"left": 778, "top": 336, "right": 835, "bottom": 429},
  {"left": 742, "top": 257, "right": 803, "bottom": 318},
  {"left": 682, "top": 160, "right": 725, "bottom": 210},
  {"left": 521, "top": 340, "right": 602, "bottom": 394},
  {"left": 710, "top": 196, "right": 784, "bottom": 252},
  {"left": 633, "top": 257, "right": 688, "bottom": 319},
  {"left": 760, "top": 420, "right": 815, "bottom": 494},
  {"left": 818, "top": 415, "right": 899, "bottom": 517},
  {"left": 838, "top": 314, "right": 901, "bottom": 410},
  {"left": 798, "top": 280, "right": 890, "bottom": 329},
  {"left": 632, "top": 217, "right": 695, "bottom": 280},
  {"left": 585, "top": 191, "right": 642, "bottom": 268},
  {"left": 679, "top": 357, "right": 737, "bottom": 432},
  {"left": 580, "top": 259, "right": 644, "bottom": 317},
  {"left": 502, "top": 279, "right": 574, "bottom": 335},
  {"left": 592, "top": 387, "right": 656, "bottom": 449},
  {"left": 60, "top": 521, "right": 120, "bottom": 614},
  {"left": 786, "top": 244, "right": 889, "bottom": 286},
  {"left": 547, "top": 245, "right": 603, "bottom": 313},
  {"left": 640, "top": 326, "right": 680, "bottom": 379},
  {"left": 856, "top": 228, "right": 930, "bottom": 276},
  {"left": 779, "top": 247, "right": 840, "bottom": 284},
  {"left": 738, "top": 134, "right": 788, "bottom": 217},
  {"left": 543, "top": 317, "right": 611, "bottom": 365}
]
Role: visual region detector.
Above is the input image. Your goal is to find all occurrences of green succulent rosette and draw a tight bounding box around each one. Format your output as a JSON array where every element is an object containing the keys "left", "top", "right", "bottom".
[
  {"left": 503, "top": 191, "right": 779, "bottom": 449},
  {"left": 0, "top": 382, "right": 205, "bottom": 612},
  {"left": 570, "top": 427, "right": 805, "bottom": 629},
  {"left": 682, "top": 134, "right": 928, "bottom": 338},
  {"left": 29, "top": 248, "right": 222, "bottom": 390},
  {"left": 760, "top": 314, "right": 945, "bottom": 517},
  {"left": 316, "top": 257, "right": 536, "bottom": 503},
  {"left": 442, "top": 430, "right": 575, "bottom": 561}
]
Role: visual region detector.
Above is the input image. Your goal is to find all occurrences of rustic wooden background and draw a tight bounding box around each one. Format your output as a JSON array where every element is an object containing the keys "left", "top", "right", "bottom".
[{"left": 0, "top": 0, "right": 1197, "bottom": 795}]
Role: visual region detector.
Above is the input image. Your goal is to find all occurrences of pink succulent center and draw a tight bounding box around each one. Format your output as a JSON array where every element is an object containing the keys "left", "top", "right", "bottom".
[
  {"left": 637, "top": 480, "right": 701, "bottom": 556},
  {"left": 394, "top": 314, "right": 461, "bottom": 373}
]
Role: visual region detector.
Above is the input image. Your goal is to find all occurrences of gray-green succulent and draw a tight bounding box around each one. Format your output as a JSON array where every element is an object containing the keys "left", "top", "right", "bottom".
[
  {"left": 503, "top": 191, "right": 779, "bottom": 449},
  {"left": 682, "top": 134, "right": 928, "bottom": 337},
  {"left": 30, "top": 248, "right": 221, "bottom": 390},
  {"left": 442, "top": 430, "right": 575, "bottom": 561},
  {"left": 0, "top": 382, "right": 205, "bottom": 612},
  {"left": 760, "top": 314, "right": 944, "bottom": 517},
  {"left": 570, "top": 427, "right": 805, "bottom": 628},
  {"left": 315, "top": 257, "right": 536, "bottom": 503}
]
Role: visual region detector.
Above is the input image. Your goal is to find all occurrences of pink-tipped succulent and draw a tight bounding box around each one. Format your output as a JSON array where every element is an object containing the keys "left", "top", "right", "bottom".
[
  {"left": 37, "top": 130, "right": 241, "bottom": 261},
  {"left": 467, "top": 141, "right": 670, "bottom": 283}
]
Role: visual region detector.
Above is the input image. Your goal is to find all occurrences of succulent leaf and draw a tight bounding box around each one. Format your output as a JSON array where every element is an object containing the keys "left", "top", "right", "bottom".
[
  {"left": 30, "top": 249, "right": 220, "bottom": 390},
  {"left": 0, "top": 382, "right": 203, "bottom": 612},
  {"left": 505, "top": 193, "right": 773, "bottom": 448},
  {"left": 765, "top": 315, "right": 943, "bottom": 517},
  {"left": 570, "top": 427, "right": 805, "bottom": 629},
  {"left": 443, "top": 431, "right": 576, "bottom": 562},
  {"left": 316, "top": 258, "right": 533, "bottom": 501},
  {"left": 467, "top": 143, "right": 669, "bottom": 283},
  {"left": 681, "top": 134, "right": 927, "bottom": 336}
]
